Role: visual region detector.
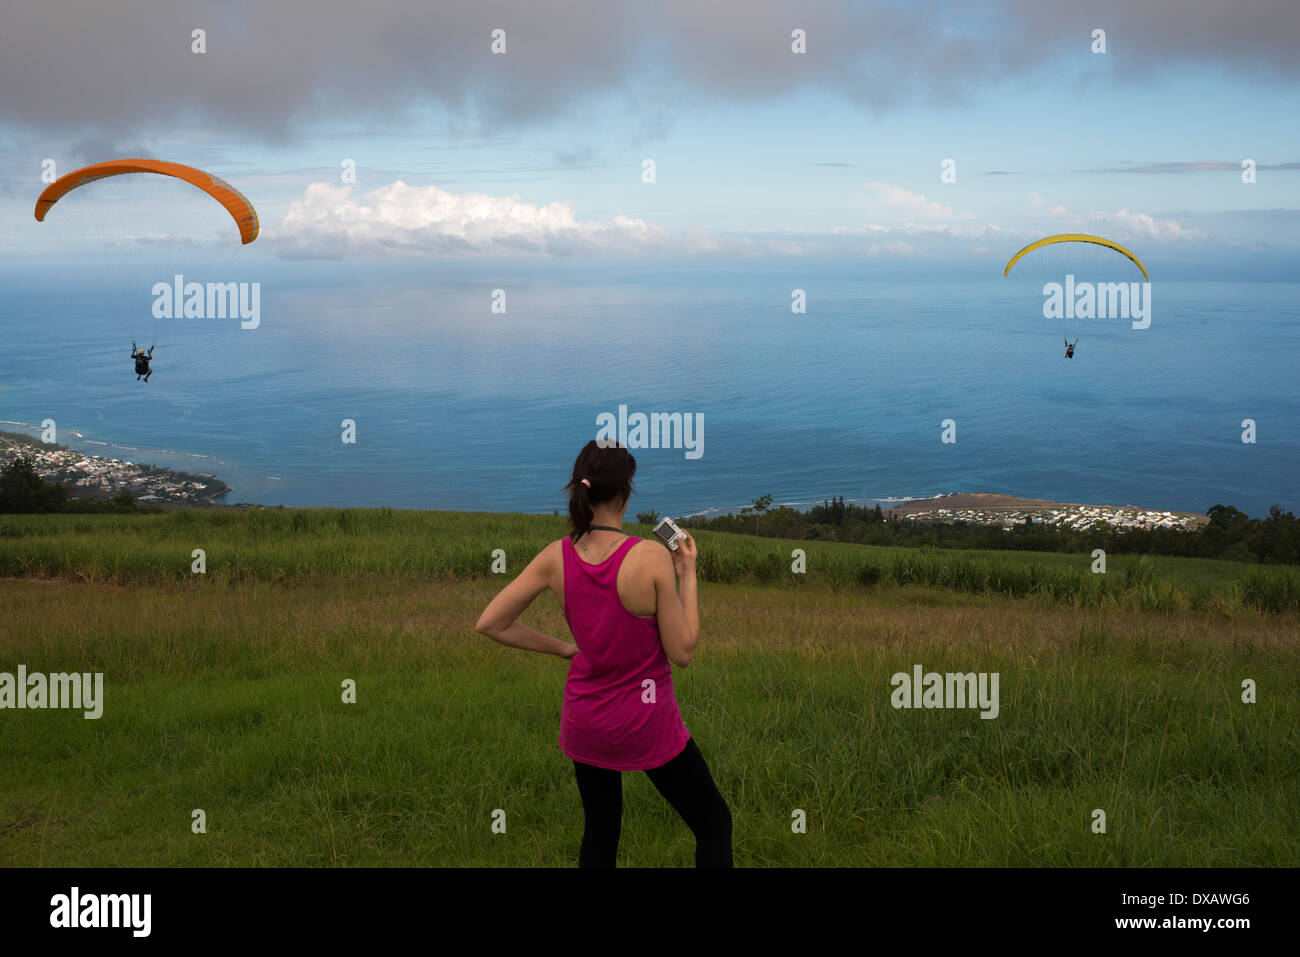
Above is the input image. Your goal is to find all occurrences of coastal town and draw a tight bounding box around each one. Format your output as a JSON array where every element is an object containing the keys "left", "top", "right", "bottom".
[
  {"left": 889, "top": 494, "right": 1207, "bottom": 532},
  {"left": 1, "top": 432, "right": 1211, "bottom": 529},
  {"left": 0, "top": 431, "right": 230, "bottom": 505}
]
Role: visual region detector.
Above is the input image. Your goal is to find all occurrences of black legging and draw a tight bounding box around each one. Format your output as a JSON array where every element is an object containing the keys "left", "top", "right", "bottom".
[{"left": 572, "top": 737, "right": 733, "bottom": 867}]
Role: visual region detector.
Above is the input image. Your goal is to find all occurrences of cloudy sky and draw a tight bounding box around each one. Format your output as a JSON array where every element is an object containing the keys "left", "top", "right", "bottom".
[{"left": 1, "top": 0, "right": 1297, "bottom": 275}]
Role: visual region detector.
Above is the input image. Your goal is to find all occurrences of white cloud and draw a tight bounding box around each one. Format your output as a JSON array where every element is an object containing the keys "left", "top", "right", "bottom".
[
  {"left": 1026, "top": 193, "right": 1206, "bottom": 241},
  {"left": 269, "top": 180, "right": 991, "bottom": 260},
  {"left": 827, "top": 222, "right": 1012, "bottom": 242},
  {"left": 859, "top": 181, "right": 975, "bottom": 221},
  {"left": 265, "top": 180, "right": 1208, "bottom": 263},
  {"left": 1098, "top": 208, "right": 1206, "bottom": 241},
  {"left": 272, "top": 180, "right": 673, "bottom": 258}
]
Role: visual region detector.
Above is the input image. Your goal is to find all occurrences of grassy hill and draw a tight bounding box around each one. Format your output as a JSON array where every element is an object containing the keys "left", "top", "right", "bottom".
[
  {"left": 1, "top": 509, "right": 1297, "bottom": 866},
  {"left": 0, "top": 507, "right": 1296, "bottom": 610}
]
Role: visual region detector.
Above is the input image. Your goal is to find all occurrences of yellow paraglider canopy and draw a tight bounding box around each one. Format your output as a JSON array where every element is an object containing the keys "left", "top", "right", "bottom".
[
  {"left": 1003, "top": 234, "right": 1148, "bottom": 280},
  {"left": 34, "top": 158, "right": 259, "bottom": 244}
]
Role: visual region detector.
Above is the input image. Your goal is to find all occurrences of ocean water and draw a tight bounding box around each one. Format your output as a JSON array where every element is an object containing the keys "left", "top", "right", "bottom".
[{"left": 1, "top": 259, "right": 1296, "bottom": 519}]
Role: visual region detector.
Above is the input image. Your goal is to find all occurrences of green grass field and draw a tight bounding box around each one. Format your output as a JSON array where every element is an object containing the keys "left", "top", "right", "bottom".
[
  {"left": 2, "top": 509, "right": 1297, "bottom": 866},
  {"left": 2, "top": 508, "right": 1297, "bottom": 611}
]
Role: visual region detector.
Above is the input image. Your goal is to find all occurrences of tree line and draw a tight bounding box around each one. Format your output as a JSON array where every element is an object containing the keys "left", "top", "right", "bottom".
[
  {"left": 681, "top": 495, "right": 1300, "bottom": 565},
  {"left": 5, "top": 452, "right": 1296, "bottom": 566},
  {"left": 0, "top": 455, "right": 155, "bottom": 513}
]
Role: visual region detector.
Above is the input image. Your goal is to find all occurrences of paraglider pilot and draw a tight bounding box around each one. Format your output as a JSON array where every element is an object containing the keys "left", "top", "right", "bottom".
[
  {"left": 131, "top": 342, "right": 154, "bottom": 382},
  {"left": 1064, "top": 338, "right": 1077, "bottom": 359}
]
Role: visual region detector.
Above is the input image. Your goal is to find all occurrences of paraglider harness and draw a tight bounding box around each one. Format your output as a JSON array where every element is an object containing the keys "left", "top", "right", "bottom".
[
  {"left": 1065, "top": 338, "right": 1077, "bottom": 359},
  {"left": 132, "top": 342, "right": 154, "bottom": 379}
]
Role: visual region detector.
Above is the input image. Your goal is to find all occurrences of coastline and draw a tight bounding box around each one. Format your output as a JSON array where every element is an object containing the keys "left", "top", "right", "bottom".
[
  {"left": 0, "top": 423, "right": 1219, "bottom": 523},
  {"left": 0, "top": 428, "right": 231, "bottom": 507},
  {"left": 882, "top": 491, "right": 1210, "bottom": 531},
  {"left": 883, "top": 491, "right": 1207, "bottom": 521}
]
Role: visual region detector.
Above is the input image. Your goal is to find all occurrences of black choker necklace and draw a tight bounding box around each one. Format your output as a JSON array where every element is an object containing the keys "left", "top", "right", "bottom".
[{"left": 589, "top": 525, "right": 622, "bottom": 533}]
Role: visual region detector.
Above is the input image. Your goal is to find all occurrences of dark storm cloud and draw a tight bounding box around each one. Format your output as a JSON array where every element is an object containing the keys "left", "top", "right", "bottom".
[
  {"left": 1, "top": 1, "right": 1296, "bottom": 141},
  {"left": 1003, "top": 0, "right": 1300, "bottom": 77}
]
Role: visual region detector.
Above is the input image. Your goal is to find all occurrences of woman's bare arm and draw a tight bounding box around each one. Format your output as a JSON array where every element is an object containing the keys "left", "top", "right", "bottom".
[
  {"left": 654, "top": 532, "right": 698, "bottom": 667},
  {"left": 475, "top": 541, "right": 575, "bottom": 658}
]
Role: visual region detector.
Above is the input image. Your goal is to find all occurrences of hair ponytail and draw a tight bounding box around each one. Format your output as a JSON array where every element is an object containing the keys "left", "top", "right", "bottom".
[
  {"left": 565, "top": 440, "right": 636, "bottom": 541},
  {"left": 569, "top": 479, "right": 595, "bottom": 540}
]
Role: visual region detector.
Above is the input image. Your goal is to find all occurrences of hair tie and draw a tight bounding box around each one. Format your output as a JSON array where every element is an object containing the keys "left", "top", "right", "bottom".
[{"left": 580, "top": 478, "right": 591, "bottom": 488}]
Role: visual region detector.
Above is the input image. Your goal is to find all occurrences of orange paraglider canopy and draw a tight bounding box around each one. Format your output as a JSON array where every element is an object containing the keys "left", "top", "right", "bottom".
[{"left": 34, "top": 159, "right": 259, "bottom": 244}]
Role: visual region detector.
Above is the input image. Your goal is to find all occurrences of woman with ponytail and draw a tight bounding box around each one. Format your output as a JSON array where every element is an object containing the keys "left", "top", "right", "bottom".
[{"left": 476, "top": 439, "right": 732, "bottom": 867}]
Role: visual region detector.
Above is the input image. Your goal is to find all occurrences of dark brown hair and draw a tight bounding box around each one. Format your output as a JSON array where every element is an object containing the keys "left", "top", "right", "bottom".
[{"left": 565, "top": 440, "right": 637, "bottom": 541}]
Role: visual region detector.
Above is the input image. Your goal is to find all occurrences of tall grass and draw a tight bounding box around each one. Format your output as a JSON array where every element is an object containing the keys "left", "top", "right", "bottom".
[
  {"left": 0, "top": 508, "right": 1296, "bottom": 612},
  {"left": 2, "top": 576, "right": 1297, "bottom": 867},
  {"left": 1236, "top": 566, "right": 1300, "bottom": 614}
]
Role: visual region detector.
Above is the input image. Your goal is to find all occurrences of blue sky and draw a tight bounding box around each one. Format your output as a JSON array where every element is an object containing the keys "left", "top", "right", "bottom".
[{"left": 1, "top": 1, "right": 1297, "bottom": 278}]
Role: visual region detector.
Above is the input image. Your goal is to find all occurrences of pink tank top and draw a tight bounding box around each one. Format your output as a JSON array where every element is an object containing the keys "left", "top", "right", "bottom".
[{"left": 558, "top": 535, "right": 691, "bottom": 771}]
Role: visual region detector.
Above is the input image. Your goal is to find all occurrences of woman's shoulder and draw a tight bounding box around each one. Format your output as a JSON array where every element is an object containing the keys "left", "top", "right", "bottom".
[
  {"left": 538, "top": 539, "right": 568, "bottom": 577},
  {"left": 535, "top": 538, "right": 567, "bottom": 566},
  {"left": 623, "top": 537, "right": 668, "bottom": 567}
]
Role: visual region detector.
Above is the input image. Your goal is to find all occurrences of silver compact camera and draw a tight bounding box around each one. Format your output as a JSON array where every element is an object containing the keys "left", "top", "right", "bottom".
[{"left": 652, "top": 516, "right": 687, "bottom": 551}]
